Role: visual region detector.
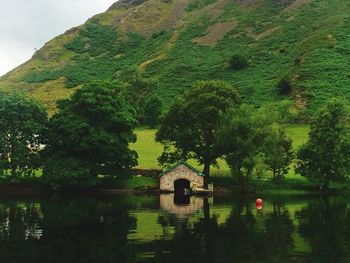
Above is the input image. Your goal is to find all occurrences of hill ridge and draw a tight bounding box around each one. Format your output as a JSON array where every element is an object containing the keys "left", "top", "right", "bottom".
[{"left": 1, "top": 0, "right": 350, "bottom": 116}]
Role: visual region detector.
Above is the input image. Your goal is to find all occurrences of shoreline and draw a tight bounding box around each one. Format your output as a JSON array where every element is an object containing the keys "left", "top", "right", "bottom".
[{"left": 0, "top": 183, "right": 342, "bottom": 197}]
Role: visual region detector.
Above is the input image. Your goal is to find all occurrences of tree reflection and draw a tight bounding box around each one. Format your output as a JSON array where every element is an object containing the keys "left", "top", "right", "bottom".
[
  {"left": 0, "top": 197, "right": 137, "bottom": 262},
  {"left": 297, "top": 197, "right": 350, "bottom": 263},
  {"left": 0, "top": 195, "right": 347, "bottom": 263},
  {"left": 152, "top": 199, "right": 295, "bottom": 263}
]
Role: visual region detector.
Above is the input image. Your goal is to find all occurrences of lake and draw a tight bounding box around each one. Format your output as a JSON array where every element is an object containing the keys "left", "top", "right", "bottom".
[{"left": 0, "top": 193, "right": 349, "bottom": 262}]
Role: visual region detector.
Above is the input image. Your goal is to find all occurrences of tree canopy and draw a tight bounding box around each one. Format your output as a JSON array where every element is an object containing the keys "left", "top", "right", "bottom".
[
  {"left": 216, "top": 105, "right": 273, "bottom": 190},
  {"left": 144, "top": 95, "right": 162, "bottom": 128},
  {"left": 156, "top": 80, "right": 241, "bottom": 178},
  {"left": 42, "top": 82, "right": 138, "bottom": 187},
  {"left": 295, "top": 100, "right": 350, "bottom": 189},
  {"left": 263, "top": 127, "right": 293, "bottom": 180},
  {"left": 0, "top": 92, "right": 47, "bottom": 177}
]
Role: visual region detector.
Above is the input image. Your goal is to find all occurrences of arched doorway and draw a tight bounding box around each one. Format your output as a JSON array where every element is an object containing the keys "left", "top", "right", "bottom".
[{"left": 174, "top": 179, "right": 190, "bottom": 194}]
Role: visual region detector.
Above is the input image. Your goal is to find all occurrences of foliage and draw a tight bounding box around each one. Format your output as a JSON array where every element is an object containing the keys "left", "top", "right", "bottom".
[
  {"left": 277, "top": 77, "right": 292, "bottom": 96},
  {"left": 229, "top": 54, "right": 249, "bottom": 70},
  {"left": 295, "top": 100, "right": 350, "bottom": 188},
  {"left": 0, "top": 92, "right": 48, "bottom": 177},
  {"left": 261, "top": 100, "right": 301, "bottom": 124},
  {"left": 65, "top": 20, "right": 119, "bottom": 55},
  {"left": 4, "top": 0, "right": 350, "bottom": 117},
  {"left": 156, "top": 80, "right": 241, "bottom": 177},
  {"left": 186, "top": 0, "right": 216, "bottom": 11},
  {"left": 216, "top": 105, "right": 273, "bottom": 190},
  {"left": 42, "top": 157, "right": 93, "bottom": 189},
  {"left": 119, "top": 67, "right": 159, "bottom": 122},
  {"left": 264, "top": 127, "right": 293, "bottom": 180},
  {"left": 143, "top": 95, "right": 163, "bottom": 128},
  {"left": 42, "top": 81, "right": 138, "bottom": 188}
]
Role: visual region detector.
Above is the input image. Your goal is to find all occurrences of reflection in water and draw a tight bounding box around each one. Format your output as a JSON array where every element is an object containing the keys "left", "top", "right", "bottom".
[
  {"left": 160, "top": 194, "right": 205, "bottom": 218},
  {"left": 173, "top": 193, "right": 190, "bottom": 205},
  {"left": 0, "top": 195, "right": 348, "bottom": 262},
  {"left": 297, "top": 198, "right": 350, "bottom": 263}
]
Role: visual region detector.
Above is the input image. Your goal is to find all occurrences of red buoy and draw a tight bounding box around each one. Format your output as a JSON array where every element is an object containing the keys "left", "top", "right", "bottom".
[{"left": 256, "top": 198, "right": 263, "bottom": 210}]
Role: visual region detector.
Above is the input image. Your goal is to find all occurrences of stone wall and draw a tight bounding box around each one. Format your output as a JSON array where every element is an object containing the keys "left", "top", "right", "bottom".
[{"left": 160, "top": 164, "right": 204, "bottom": 192}]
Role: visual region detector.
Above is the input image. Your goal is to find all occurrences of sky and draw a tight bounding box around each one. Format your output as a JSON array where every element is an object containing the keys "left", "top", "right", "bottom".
[{"left": 0, "top": 0, "right": 117, "bottom": 77}]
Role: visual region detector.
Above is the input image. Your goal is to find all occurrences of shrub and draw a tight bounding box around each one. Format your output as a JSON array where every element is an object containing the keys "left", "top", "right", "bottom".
[
  {"left": 277, "top": 77, "right": 292, "bottom": 95},
  {"left": 229, "top": 54, "right": 248, "bottom": 70}
]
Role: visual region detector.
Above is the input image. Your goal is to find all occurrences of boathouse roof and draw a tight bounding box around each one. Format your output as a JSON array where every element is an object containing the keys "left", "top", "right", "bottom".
[{"left": 159, "top": 160, "right": 204, "bottom": 177}]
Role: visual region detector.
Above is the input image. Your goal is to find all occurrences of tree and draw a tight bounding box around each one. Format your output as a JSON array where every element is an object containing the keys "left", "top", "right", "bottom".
[
  {"left": 229, "top": 54, "right": 248, "bottom": 70},
  {"left": 119, "top": 66, "right": 158, "bottom": 122},
  {"left": 156, "top": 80, "right": 241, "bottom": 180},
  {"left": 264, "top": 127, "right": 293, "bottom": 180},
  {"left": 42, "top": 82, "right": 138, "bottom": 188},
  {"left": 295, "top": 100, "right": 350, "bottom": 191},
  {"left": 0, "top": 92, "right": 47, "bottom": 177},
  {"left": 216, "top": 105, "right": 272, "bottom": 191},
  {"left": 144, "top": 95, "right": 162, "bottom": 128},
  {"left": 277, "top": 77, "right": 292, "bottom": 96}
]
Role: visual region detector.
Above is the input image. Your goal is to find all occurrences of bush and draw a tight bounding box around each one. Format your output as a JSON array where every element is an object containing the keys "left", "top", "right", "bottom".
[
  {"left": 277, "top": 77, "right": 292, "bottom": 95},
  {"left": 229, "top": 54, "right": 248, "bottom": 70}
]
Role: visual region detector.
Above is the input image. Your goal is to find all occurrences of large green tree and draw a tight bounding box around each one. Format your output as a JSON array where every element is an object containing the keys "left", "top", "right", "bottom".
[
  {"left": 264, "top": 127, "right": 293, "bottom": 180},
  {"left": 156, "top": 80, "right": 241, "bottom": 178},
  {"left": 0, "top": 92, "right": 47, "bottom": 177},
  {"left": 42, "top": 82, "right": 138, "bottom": 187},
  {"left": 295, "top": 100, "right": 350, "bottom": 190},
  {"left": 143, "top": 95, "right": 162, "bottom": 128},
  {"left": 216, "top": 105, "right": 272, "bottom": 190}
]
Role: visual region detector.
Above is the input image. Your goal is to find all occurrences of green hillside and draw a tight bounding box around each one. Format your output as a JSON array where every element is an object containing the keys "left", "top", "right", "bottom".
[{"left": 1, "top": 0, "right": 350, "bottom": 115}]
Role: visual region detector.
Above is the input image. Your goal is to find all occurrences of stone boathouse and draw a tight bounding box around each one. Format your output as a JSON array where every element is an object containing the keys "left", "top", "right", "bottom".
[{"left": 159, "top": 161, "right": 205, "bottom": 193}]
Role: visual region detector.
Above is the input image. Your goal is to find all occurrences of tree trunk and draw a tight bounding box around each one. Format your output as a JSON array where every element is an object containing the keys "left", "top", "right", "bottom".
[
  {"left": 203, "top": 197, "right": 213, "bottom": 263},
  {"left": 203, "top": 162, "right": 210, "bottom": 176},
  {"left": 321, "top": 180, "right": 329, "bottom": 195},
  {"left": 241, "top": 177, "right": 248, "bottom": 193},
  {"left": 203, "top": 162, "right": 210, "bottom": 187},
  {"left": 204, "top": 197, "right": 210, "bottom": 221}
]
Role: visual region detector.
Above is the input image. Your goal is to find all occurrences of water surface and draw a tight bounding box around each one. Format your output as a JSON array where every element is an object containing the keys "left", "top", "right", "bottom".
[{"left": 0, "top": 194, "right": 349, "bottom": 262}]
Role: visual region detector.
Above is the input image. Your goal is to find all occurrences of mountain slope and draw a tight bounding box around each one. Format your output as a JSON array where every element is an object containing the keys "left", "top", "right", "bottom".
[{"left": 1, "top": 0, "right": 350, "bottom": 115}]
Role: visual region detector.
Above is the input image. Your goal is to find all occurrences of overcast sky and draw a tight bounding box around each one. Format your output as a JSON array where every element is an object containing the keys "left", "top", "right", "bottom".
[{"left": 0, "top": 0, "right": 117, "bottom": 77}]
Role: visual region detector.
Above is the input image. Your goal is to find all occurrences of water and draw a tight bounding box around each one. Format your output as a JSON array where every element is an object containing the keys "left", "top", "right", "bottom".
[{"left": 0, "top": 194, "right": 349, "bottom": 263}]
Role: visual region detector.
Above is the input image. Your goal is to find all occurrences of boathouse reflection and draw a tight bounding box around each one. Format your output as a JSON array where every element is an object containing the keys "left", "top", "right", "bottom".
[{"left": 160, "top": 194, "right": 212, "bottom": 218}]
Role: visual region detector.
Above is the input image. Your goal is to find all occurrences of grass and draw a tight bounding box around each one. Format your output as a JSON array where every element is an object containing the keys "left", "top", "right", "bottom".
[
  {"left": 131, "top": 129, "right": 163, "bottom": 169},
  {"left": 99, "top": 176, "right": 158, "bottom": 190},
  {"left": 132, "top": 124, "right": 309, "bottom": 168},
  {"left": 284, "top": 124, "right": 310, "bottom": 149},
  {"left": 131, "top": 125, "right": 350, "bottom": 194},
  {"left": 131, "top": 125, "right": 312, "bottom": 191}
]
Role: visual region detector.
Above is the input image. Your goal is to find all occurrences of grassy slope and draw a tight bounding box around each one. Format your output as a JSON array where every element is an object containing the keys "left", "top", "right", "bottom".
[
  {"left": 132, "top": 125, "right": 350, "bottom": 193},
  {"left": 1, "top": 0, "right": 350, "bottom": 115},
  {"left": 130, "top": 125, "right": 313, "bottom": 193},
  {"left": 132, "top": 125, "right": 309, "bottom": 173}
]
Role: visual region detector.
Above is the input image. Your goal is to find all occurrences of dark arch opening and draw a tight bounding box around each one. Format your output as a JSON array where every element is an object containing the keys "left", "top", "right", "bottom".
[{"left": 174, "top": 179, "right": 190, "bottom": 194}]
